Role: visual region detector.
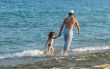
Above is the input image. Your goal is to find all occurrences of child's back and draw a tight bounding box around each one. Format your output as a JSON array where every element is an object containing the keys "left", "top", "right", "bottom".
[{"left": 44, "top": 32, "right": 56, "bottom": 55}]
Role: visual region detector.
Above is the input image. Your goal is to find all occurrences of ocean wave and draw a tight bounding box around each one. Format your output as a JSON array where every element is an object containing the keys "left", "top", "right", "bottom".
[
  {"left": 0, "top": 56, "right": 5, "bottom": 59},
  {"left": 72, "top": 45, "right": 110, "bottom": 52},
  {"left": 0, "top": 49, "right": 44, "bottom": 59},
  {"left": 0, "top": 45, "right": 110, "bottom": 59}
]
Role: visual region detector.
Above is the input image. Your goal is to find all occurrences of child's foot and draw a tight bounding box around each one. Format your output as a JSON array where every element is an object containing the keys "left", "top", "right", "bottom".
[
  {"left": 44, "top": 51, "right": 47, "bottom": 55},
  {"left": 51, "top": 51, "right": 54, "bottom": 55}
]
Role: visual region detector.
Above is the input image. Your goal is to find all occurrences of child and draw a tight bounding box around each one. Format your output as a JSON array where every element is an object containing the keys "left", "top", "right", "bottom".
[{"left": 44, "top": 32, "right": 57, "bottom": 55}]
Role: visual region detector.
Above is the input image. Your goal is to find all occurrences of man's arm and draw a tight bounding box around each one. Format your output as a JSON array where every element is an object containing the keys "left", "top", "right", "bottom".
[
  {"left": 75, "top": 19, "right": 80, "bottom": 35},
  {"left": 53, "top": 36, "right": 59, "bottom": 39},
  {"left": 58, "top": 19, "right": 65, "bottom": 37}
]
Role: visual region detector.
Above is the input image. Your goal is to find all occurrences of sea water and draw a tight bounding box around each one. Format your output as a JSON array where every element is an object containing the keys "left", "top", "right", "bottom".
[{"left": 0, "top": 0, "right": 110, "bottom": 63}]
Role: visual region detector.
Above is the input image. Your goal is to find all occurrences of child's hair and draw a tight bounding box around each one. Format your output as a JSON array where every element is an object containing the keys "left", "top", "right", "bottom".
[{"left": 48, "top": 32, "right": 55, "bottom": 38}]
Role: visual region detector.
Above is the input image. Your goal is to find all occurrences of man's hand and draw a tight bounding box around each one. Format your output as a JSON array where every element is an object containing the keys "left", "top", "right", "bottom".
[{"left": 58, "top": 33, "right": 61, "bottom": 37}]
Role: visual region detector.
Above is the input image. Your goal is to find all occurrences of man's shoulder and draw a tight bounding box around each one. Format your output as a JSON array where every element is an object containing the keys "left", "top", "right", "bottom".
[{"left": 73, "top": 17, "right": 77, "bottom": 21}]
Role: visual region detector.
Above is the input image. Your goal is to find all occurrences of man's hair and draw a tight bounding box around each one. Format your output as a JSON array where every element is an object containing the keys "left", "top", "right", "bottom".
[{"left": 48, "top": 32, "right": 55, "bottom": 38}]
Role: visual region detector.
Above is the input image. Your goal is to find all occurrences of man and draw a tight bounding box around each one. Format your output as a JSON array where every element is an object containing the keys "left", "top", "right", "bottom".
[{"left": 58, "top": 10, "right": 80, "bottom": 56}]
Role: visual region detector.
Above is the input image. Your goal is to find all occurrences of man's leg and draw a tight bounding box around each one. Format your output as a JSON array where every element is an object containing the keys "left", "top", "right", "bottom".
[
  {"left": 64, "top": 32, "right": 69, "bottom": 55},
  {"left": 64, "top": 34, "right": 68, "bottom": 52},
  {"left": 66, "top": 31, "right": 73, "bottom": 51},
  {"left": 64, "top": 31, "right": 73, "bottom": 55}
]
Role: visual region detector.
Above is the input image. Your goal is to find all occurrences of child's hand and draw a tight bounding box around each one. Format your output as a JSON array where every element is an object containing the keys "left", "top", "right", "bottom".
[{"left": 54, "top": 36, "right": 59, "bottom": 39}]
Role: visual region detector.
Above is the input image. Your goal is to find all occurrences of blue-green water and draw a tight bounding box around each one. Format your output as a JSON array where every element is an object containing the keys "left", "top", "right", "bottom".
[{"left": 0, "top": 0, "right": 110, "bottom": 59}]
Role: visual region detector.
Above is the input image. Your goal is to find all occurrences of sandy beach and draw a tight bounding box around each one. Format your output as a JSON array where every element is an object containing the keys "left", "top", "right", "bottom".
[{"left": 0, "top": 50, "right": 110, "bottom": 69}]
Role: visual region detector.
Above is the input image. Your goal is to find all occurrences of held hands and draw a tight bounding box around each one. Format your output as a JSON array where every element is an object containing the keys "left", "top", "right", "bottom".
[{"left": 58, "top": 33, "right": 61, "bottom": 37}]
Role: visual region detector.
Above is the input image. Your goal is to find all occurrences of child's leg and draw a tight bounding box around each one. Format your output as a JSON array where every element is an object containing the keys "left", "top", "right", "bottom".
[
  {"left": 44, "top": 50, "right": 48, "bottom": 55},
  {"left": 51, "top": 47, "right": 54, "bottom": 55},
  {"left": 45, "top": 44, "right": 54, "bottom": 55},
  {"left": 44, "top": 46, "right": 51, "bottom": 55}
]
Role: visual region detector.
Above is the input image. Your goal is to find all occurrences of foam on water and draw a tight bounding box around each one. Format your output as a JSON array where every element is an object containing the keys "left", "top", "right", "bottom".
[
  {"left": 0, "top": 56, "right": 5, "bottom": 59},
  {"left": 72, "top": 45, "right": 110, "bottom": 52},
  {"left": 0, "top": 45, "right": 110, "bottom": 59},
  {"left": 15, "top": 49, "right": 44, "bottom": 57},
  {"left": 0, "top": 49, "right": 44, "bottom": 59}
]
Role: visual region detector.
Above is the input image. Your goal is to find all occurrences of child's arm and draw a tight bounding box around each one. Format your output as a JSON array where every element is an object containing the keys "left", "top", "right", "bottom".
[
  {"left": 45, "top": 38, "right": 49, "bottom": 47},
  {"left": 53, "top": 36, "right": 59, "bottom": 39}
]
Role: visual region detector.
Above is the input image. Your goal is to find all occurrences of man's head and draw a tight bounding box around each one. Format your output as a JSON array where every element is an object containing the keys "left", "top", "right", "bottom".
[{"left": 68, "top": 10, "right": 75, "bottom": 16}]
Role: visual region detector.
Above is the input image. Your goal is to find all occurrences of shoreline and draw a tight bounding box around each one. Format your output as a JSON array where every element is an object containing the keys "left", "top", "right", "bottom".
[{"left": 0, "top": 50, "right": 110, "bottom": 69}]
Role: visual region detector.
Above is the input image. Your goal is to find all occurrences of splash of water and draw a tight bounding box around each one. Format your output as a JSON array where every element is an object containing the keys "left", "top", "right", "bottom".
[{"left": 0, "top": 49, "right": 44, "bottom": 59}]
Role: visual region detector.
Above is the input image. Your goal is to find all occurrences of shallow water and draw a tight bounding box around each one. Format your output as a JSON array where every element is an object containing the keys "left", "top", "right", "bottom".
[{"left": 0, "top": 50, "right": 110, "bottom": 69}]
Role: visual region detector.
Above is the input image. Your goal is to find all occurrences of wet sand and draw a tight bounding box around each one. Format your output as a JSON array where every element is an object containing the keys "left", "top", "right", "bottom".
[{"left": 0, "top": 50, "right": 110, "bottom": 69}]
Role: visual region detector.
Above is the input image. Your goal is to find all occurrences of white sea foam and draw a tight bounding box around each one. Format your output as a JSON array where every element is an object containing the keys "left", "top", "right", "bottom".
[
  {"left": 72, "top": 45, "right": 110, "bottom": 52},
  {"left": 14, "top": 49, "right": 44, "bottom": 57},
  {"left": 0, "top": 49, "right": 44, "bottom": 59},
  {"left": 0, "top": 46, "right": 110, "bottom": 59},
  {"left": 0, "top": 56, "right": 5, "bottom": 59}
]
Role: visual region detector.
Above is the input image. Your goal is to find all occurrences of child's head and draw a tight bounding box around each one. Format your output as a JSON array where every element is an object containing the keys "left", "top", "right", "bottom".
[{"left": 48, "top": 32, "right": 55, "bottom": 38}]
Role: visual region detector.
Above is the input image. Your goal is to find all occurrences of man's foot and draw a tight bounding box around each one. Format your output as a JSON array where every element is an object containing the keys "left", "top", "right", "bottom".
[{"left": 63, "top": 52, "right": 68, "bottom": 56}]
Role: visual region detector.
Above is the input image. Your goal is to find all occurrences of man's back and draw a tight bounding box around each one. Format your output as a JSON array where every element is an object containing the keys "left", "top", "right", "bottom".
[{"left": 64, "top": 16, "right": 77, "bottom": 30}]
